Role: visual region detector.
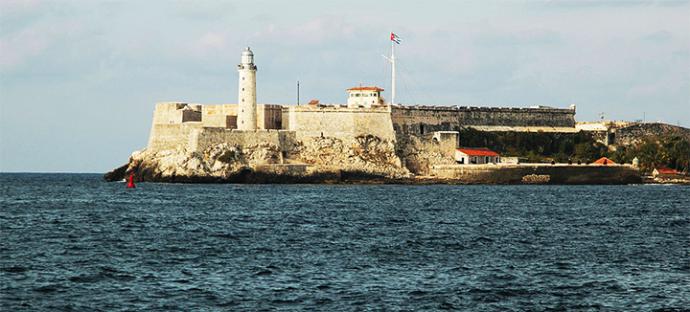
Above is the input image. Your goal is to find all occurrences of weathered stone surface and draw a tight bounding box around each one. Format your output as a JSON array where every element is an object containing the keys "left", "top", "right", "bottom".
[
  {"left": 109, "top": 134, "right": 409, "bottom": 183},
  {"left": 293, "top": 135, "right": 408, "bottom": 178}
]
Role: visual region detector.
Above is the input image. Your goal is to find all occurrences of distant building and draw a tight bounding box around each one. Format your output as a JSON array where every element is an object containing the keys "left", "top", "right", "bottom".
[
  {"left": 500, "top": 157, "right": 521, "bottom": 164},
  {"left": 593, "top": 157, "right": 616, "bottom": 165},
  {"left": 652, "top": 167, "right": 682, "bottom": 178},
  {"left": 455, "top": 148, "right": 500, "bottom": 164},
  {"left": 346, "top": 86, "right": 384, "bottom": 108}
]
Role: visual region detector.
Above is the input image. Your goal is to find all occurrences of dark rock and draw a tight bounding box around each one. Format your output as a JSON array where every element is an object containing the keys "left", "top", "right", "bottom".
[{"left": 104, "top": 163, "right": 128, "bottom": 182}]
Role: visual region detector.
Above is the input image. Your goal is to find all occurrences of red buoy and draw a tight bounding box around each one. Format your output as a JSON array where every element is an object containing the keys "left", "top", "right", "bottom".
[{"left": 127, "top": 174, "right": 136, "bottom": 188}]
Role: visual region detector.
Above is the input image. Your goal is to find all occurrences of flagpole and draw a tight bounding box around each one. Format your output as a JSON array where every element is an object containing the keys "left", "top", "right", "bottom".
[{"left": 391, "top": 36, "right": 396, "bottom": 105}]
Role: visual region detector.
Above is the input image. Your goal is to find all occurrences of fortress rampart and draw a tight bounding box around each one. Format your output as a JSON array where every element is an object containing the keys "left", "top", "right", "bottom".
[
  {"left": 189, "top": 128, "right": 296, "bottom": 154},
  {"left": 201, "top": 104, "right": 281, "bottom": 129},
  {"left": 147, "top": 102, "right": 283, "bottom": 152},
  {"left": 147, "top": 101, "right": 579, "bottom": 155},
  {"left": 391, "top": 105, "right": 576, "bottom": 135},
  {"left": 282, "top": 105, "right": 395, "bottom": 141},
  {"left": 147, "top": 121, "right": 205, "bottom": 151}
]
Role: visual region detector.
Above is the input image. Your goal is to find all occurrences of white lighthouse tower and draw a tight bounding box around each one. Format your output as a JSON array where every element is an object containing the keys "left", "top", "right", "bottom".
[{"left": 237, "top": 47, "right": 257, "bottom": 130}]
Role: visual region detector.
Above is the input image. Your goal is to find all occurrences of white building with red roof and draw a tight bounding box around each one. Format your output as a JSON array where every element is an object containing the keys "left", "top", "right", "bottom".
[
  {"left": 455, "top": 148, "right": 500, "bottom": 165},
  {"left": 652, "top": 167, "right": 683, "bottom": 178},
  {"left": 346, "top": 86, "right": 385, "bottom": 108}
]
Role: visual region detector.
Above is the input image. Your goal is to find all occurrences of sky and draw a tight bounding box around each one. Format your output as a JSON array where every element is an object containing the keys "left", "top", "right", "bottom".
[{"left": 1, "top": 0, "right": 689, "bottom": 172}]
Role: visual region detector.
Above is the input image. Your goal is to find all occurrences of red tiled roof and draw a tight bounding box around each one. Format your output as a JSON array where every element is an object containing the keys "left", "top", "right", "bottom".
[
  {"left": 456, "top": 148, "right": 499, "bottom": 157},
  {"left": 593, "top": 157, "right": 616, "bottom": 165},
  {"left": 656, "top": 167, "right": 679, "bottom": 174},
  {"left": 347, "top": 86, "right": 384, "bottom": 92}
]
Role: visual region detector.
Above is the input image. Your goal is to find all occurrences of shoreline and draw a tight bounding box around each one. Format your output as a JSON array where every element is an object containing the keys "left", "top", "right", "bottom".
[{"left": 103, "top": 163, "right": 666, "bottom": 185}]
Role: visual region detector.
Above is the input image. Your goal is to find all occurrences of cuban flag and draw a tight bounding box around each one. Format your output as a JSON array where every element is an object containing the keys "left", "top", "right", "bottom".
[{"left": 390, "top": 32, "right": 401, "bottom": 44}]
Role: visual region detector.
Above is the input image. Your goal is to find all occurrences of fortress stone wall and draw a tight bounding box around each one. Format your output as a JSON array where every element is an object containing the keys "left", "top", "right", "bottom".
[
  {"left": 147, "top": 122, "right": 204, "bottom": 151},
  {"left": 391, "top": 105, "right": 576, "bottom": 135},
  {"left": 148, "top": 102, "right": 579, "bottom": 157},
  {"left": 148, "top": 102, "right": 283, "bottom": 151},
  {"left": 151, "top": 102, "right": 202, "bottom": 124},
  {"left": 201, "top": 104, "right": 281, "bottom": 129},
  {"left": 189, "top": 128, "right": 296, "bottom": 154},
  {"left": 201, "top": 104, "right": 237, "bottom": 128},
  {"left": 282, "top": 105, "right": 396, "bottom": 141}
]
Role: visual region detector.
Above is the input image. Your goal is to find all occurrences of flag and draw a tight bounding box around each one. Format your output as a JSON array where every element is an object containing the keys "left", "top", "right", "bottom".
[{"left": 390, "top": 32, "right": 401, "bottom": 44}]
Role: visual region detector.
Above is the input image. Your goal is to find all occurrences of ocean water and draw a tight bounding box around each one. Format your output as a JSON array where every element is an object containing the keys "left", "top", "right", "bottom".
[{"left": 1, "top": 173, "right": 688, "bottom": 311}]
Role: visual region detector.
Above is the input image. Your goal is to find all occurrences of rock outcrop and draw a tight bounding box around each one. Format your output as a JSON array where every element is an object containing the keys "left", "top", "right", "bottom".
[
  {"left": 614, "top": 123, "right": 690, "bottom": 146},
  {"left": 104, "top": 135, "right": 410, "bottom": 183}
]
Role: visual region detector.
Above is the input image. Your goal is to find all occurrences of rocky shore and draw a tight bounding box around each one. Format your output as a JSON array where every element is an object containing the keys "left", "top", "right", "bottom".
[
  {"left": 104, "top": 135, "right": 645, "bottom": 185},
  {"left": 105, "top": 135, "right": 412, "bottom": 184}
]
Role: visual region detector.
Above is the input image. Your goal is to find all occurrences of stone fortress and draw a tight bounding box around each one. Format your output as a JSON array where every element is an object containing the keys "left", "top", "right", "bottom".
[{"left": 114, "top": 47, "right": 640, "bottom": 183}]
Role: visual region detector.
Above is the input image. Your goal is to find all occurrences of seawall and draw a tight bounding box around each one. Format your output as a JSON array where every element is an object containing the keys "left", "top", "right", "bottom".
[{"left": 430, "top": 164, "right": 641, "bottom": 184}]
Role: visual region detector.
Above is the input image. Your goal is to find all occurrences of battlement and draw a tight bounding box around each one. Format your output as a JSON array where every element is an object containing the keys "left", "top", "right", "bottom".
[
  {"left": 391, "top": 104, "right": 576, "bottom": 135},
  {"left": 391, "top": 104, "right": 575, "bottom": 114},
  {"left": 282, "top": 104, "right": 394, "bottom": 140},
  {"left": 284, "top": 104, "right": 390, "bottom": 113},
  {"left": 152, "top": 102, "right": 202, "bottom": 125}
]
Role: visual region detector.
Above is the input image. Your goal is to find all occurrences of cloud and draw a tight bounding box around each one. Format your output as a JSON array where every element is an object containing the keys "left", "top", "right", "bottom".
[
  {"left": 0, "top": 19, "right": 83, "bottom": 72},
  {"left": 542, "top": 0, "right": 689, "bottom": 9},
  {"left": 0, "top": 0, "right": 41, "bottom": 15},
  {"left": 172, "top": 1, "right": 236, "bottom": 20},
  {"left": 473, "top": 29, "right": 562, "bottom": 47},
  {"left": 253, "top": 16, "right": 358, "bottom": 46},
  {"left": 0, "top": 27, "right": 49, "bottom": 69},
  {"left": 196, "top": 32, "right": 228, "bottom": 51},
  {"left": 642, "top": 30, "right": 673, "bottom": 42}
]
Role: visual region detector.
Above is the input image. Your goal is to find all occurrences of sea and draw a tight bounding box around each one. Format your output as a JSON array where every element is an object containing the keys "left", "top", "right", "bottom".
[{"left": 1, "top": 173, "right": 688, "bottom": 311}]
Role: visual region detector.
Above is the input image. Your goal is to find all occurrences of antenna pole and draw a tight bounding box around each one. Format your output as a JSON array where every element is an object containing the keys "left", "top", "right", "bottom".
[{"left": 297, "top": 80, "right": 300, "bottom": 105}]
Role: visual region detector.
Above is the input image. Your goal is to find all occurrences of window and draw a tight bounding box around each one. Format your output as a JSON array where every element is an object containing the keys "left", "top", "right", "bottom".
[
  {"left": 242, "top": 88, "right": 245, "bottom": 91},
  {"left": 485, "top": 156, "right": 489, "bottom": 163}
]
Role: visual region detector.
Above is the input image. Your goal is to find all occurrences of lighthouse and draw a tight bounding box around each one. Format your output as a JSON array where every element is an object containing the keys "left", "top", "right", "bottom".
[{"left": 237, "top": 47, "right": 257, "bottom": 130}]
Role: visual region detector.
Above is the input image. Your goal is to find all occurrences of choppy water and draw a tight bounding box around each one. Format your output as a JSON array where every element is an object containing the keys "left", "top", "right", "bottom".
[{"left": 1, "top": 173, "right": 688, "bottom": 311}]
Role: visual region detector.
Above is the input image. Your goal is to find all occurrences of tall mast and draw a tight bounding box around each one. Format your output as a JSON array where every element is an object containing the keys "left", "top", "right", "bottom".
[
  {"left": 384, "top": 32, "right": 400, "bottom": 105},
  {"left": 391, "top": 38, "right": 396, "bottom": 105}
]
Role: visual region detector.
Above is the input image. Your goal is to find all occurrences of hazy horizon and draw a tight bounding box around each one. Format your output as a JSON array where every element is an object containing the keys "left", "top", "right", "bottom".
[{"left": 1, "top": 0, "right": 689, "bottom": 173}]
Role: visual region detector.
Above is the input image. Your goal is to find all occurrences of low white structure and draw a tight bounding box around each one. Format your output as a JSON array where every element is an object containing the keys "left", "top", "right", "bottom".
[
  {"left": 500, "top": 157, "right": 521, "bottom": 164},
  {"left": 455, "top": 148, "right": 500, "bottom": 165},
  {"left": 346, "top": 86, "right": 384, "bottom": 108}
]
